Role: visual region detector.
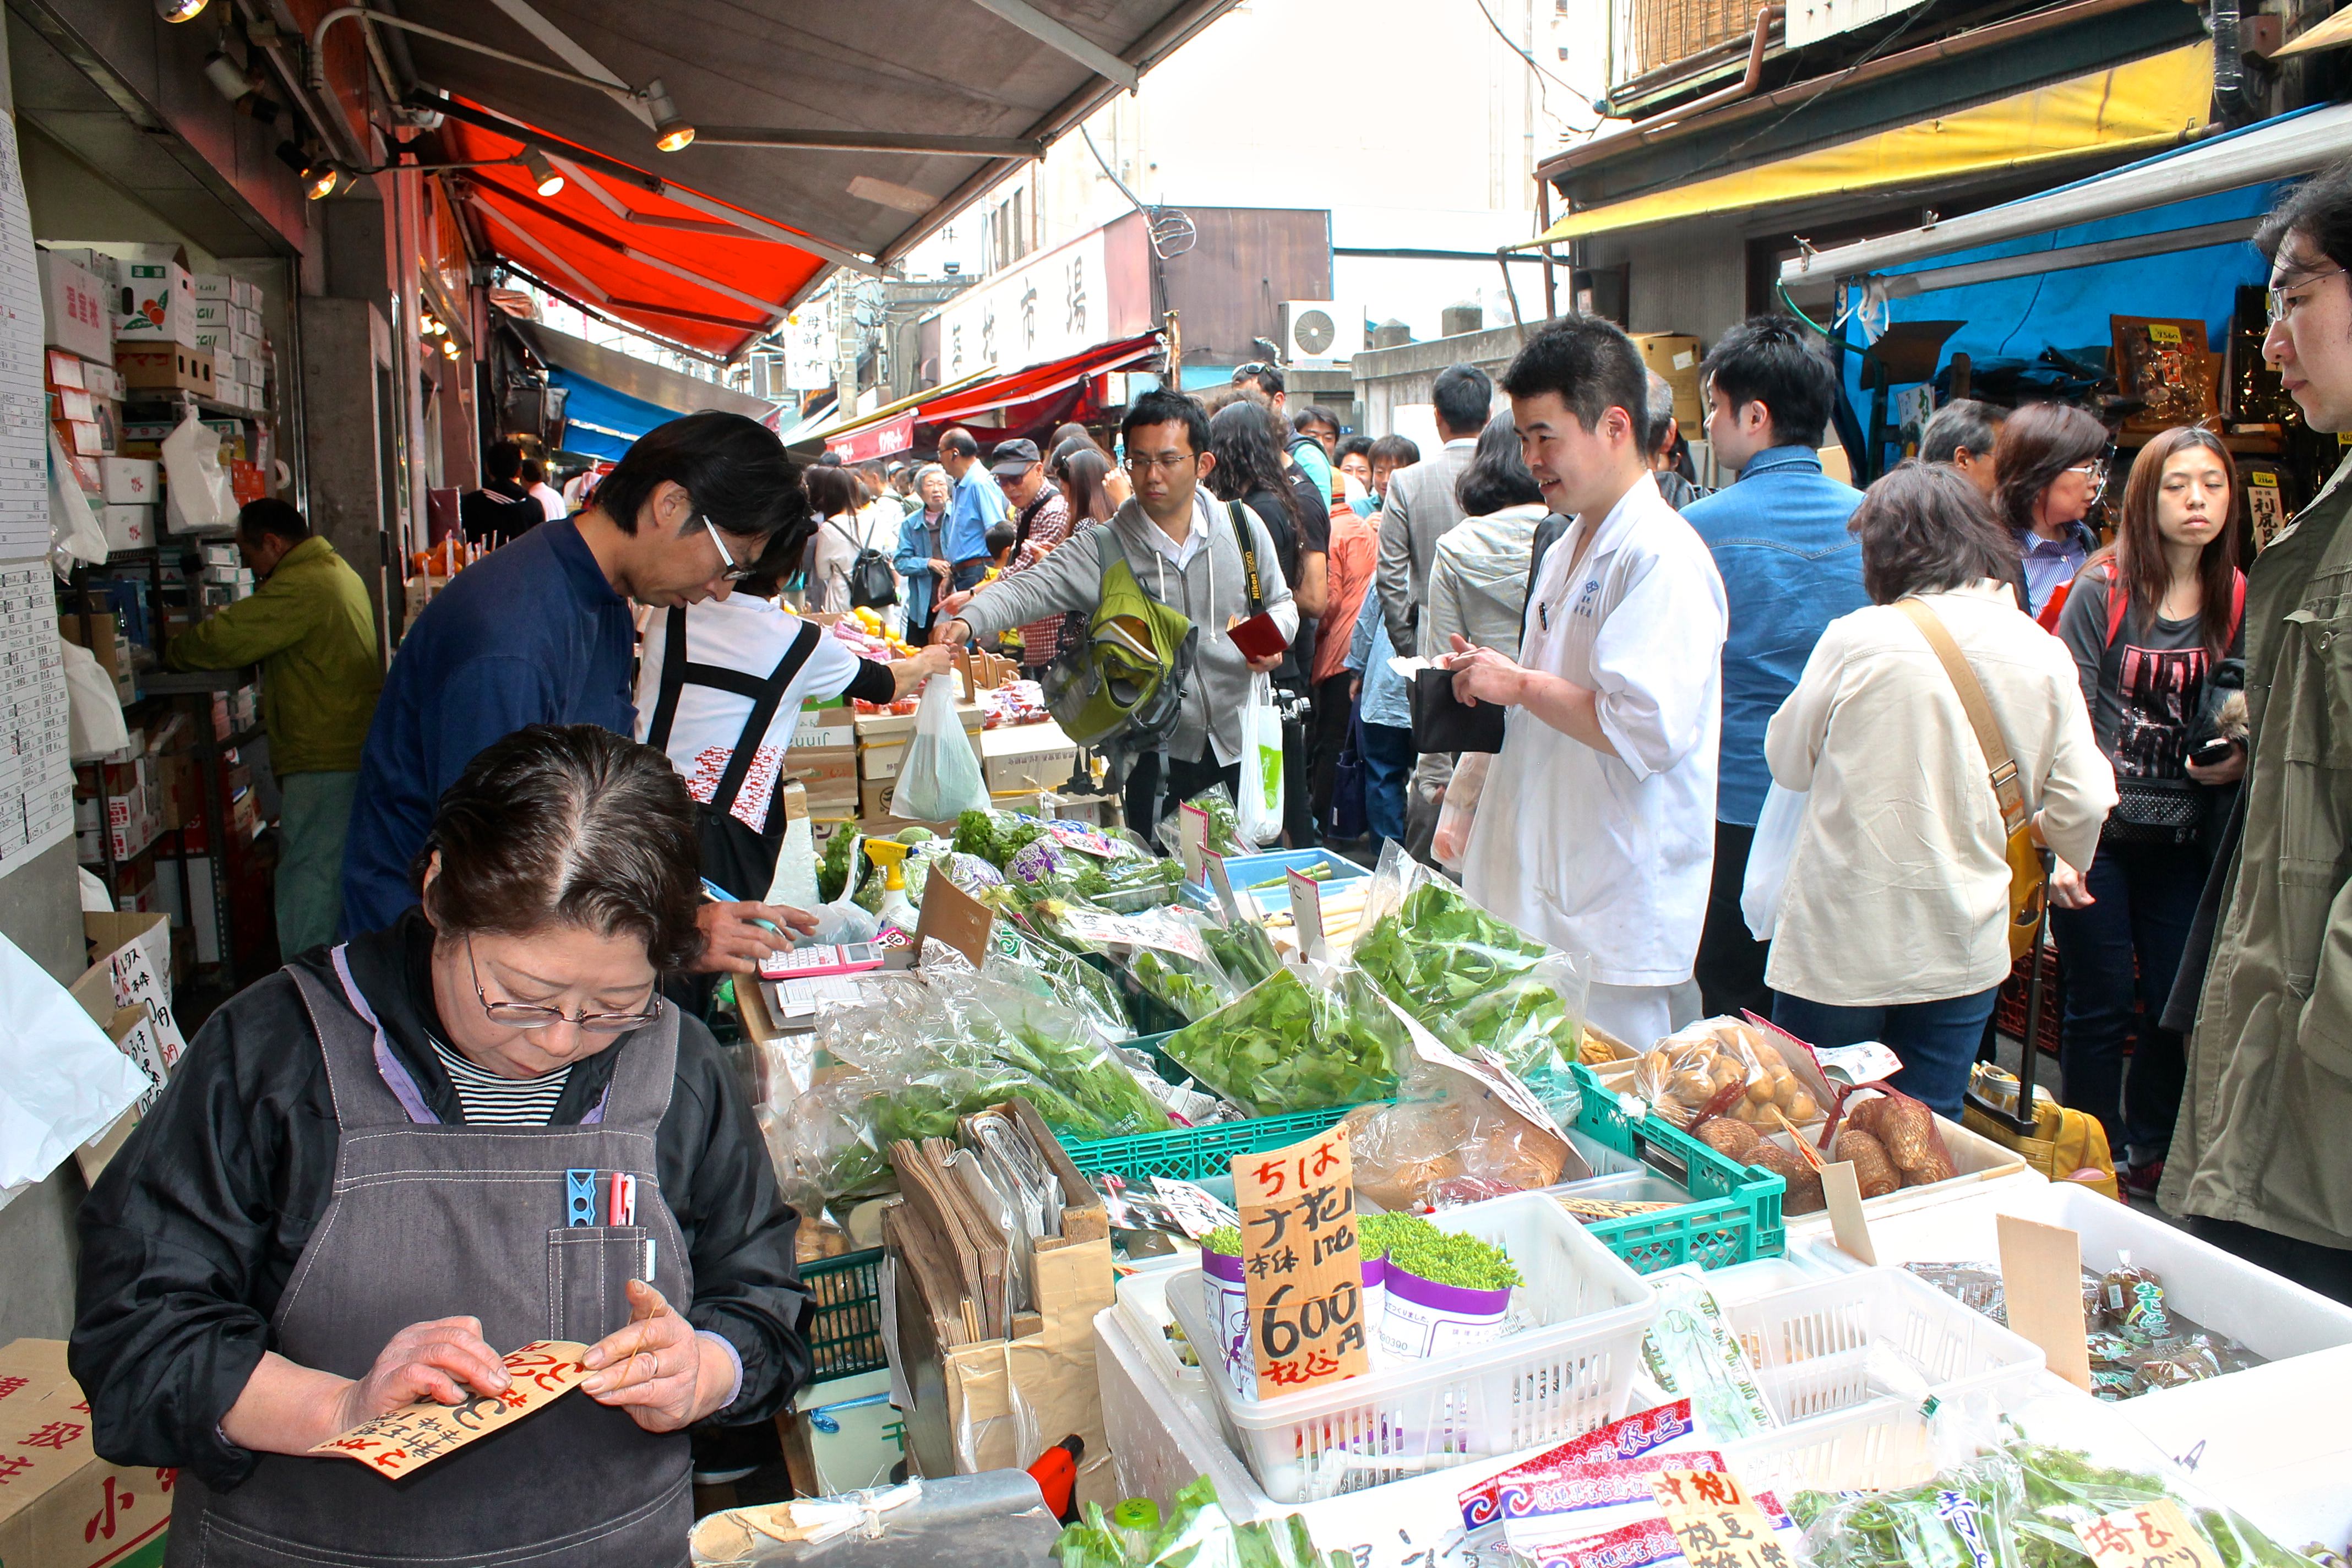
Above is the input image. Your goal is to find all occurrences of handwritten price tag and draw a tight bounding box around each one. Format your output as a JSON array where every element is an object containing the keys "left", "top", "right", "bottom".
[
  {"left": 2078, "top": 1501, "right": 2225, "bottom": 1568},
  {"left": 1288, "top": 869, "right": 1326, "bottom": 962},
  {"left": 1179, "top": 803, "right": 1210, "bottom": 881},
  {"left": 1202, "top": 851, "right": 1242, "bottom": 921},
  {"left": 1231, "top": 1124, "right": 1369, "bottom": 1396},
  {"left": 309, "top": 1340, "right": 591, "bottom": 1479},
  {"left": 1653, "top": 1468, "right": 1779, "bottom": 1568}
]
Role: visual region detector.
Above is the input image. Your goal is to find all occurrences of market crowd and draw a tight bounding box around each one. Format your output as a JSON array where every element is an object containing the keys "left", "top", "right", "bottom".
[{"left": 57, "top": 155, "right": 2352, "bottom": 1561}]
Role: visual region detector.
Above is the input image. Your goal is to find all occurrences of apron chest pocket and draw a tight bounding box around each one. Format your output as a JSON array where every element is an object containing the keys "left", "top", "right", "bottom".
[{"left": 547, "top": 1226, "right": 652, "bottom": 1343}]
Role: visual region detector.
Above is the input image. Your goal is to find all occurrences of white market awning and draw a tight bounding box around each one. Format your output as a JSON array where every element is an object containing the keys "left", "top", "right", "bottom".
[{"left": 1782, "top": 102, "right": 2352, "bottom": 282}]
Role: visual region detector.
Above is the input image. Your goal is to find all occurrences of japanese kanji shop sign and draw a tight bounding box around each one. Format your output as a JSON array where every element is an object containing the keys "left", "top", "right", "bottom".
[
  {"left": 1654, "top": 1468, "right": 1784, "bottom": 1568},
  {"left": 311, "top": 1341, "right": 592, "bottom": 1479},
  {"left": 2078, "top": 1501, "right": 2225, "bottom": 1568},
  {"left": 1230, "top": 1124, "right": 1370, "bottom": 1395}
]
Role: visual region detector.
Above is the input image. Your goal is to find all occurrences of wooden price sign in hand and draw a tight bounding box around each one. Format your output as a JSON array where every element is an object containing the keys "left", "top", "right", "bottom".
[
  {"left": 309, "top": 1341, "right": 592, "bottom": 1479},
  {"left": 1230, "top": 1123, "right": 1370, "bottom": 1396},
  {"left": 1653, "top": 1468, "right": 1784, "bottom": 1568}
]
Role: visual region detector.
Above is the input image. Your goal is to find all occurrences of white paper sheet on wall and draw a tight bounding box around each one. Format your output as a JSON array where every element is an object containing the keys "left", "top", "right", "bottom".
[{"left": 0, "top": 111, "right": 73, "bottom": 883}]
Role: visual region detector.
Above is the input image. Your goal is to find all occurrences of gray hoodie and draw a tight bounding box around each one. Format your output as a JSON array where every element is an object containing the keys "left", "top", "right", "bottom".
[{"left": 959, "top": 488, "right": 1295, "bottom": 764}]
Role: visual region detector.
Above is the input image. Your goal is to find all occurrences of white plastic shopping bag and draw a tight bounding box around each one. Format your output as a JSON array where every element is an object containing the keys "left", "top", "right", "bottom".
[
  {"left": 161, "top": 407, "right": 236, "bottom": 533},
  {"left": 892, "top": 674, "right": 988, "bottom": 821},
  {"left": 0, "top": 933, "right": 153, "bottom": 1211},
  {"left": 1740, "top": 782, "right": 1808, "bottom": 941},
  {"left": 1237, "top": 673, "right": 1284, "bottom": 845},
  {"left": 1430, "top": 749, "right": 1491, "bottom": 872}
]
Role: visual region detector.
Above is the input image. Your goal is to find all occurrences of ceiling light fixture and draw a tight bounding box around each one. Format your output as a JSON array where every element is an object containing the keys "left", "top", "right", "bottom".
[
  {"left": 521, "top": 145, "right": 565, "bottom": 197},
  {"left": 202, "top": 50, "right": 249, "bottom": 102},
  {"left": 303, "top": 161, "right": 349, "bottom": 200},
  {"left": 644, "top": 79, "right": 694, "bottom": 152},
  {"left": 441, "top": 338, "right": 461, "bottom": 359},
  {"left": 156, "top": 0, "right": 208, "bottom": 21}
]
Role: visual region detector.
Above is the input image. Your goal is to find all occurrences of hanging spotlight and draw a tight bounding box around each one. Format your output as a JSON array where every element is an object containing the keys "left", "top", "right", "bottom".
[
  {"left": 202, "top": 50, "right": 249, "bottom": 103},
  {"left": 156, "top": 0, "right": 208, "bottom": 20},
  {"left": 520, "top": 145, "right": 565, "bottom": 198},
  {"left": 644, "top": 79, "right": 694, "bottom": 152},
  {"left": 421, "top": 314, "right": 442, "bottom": 336},
  {"left": 441, "top": 338, "right": 461, "bottom": 360},
  {"left": 303, "top": 161, "right": 349, "bottom": 200}
]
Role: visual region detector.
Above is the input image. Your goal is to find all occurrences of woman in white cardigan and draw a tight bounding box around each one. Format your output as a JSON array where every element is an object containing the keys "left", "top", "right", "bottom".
[{"left": 1763, "top": 462, "right": 2115, "bottom": 1115}]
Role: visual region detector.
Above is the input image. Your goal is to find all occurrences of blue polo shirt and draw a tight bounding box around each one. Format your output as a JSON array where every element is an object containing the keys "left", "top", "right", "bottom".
[
  {"left": 341, "top": 518, "right": 636, "bottom": 934},
  {"left": 944, "top": 465, "right": 1008, "bottom": 563},
  {"left": 1681, "top": 447, "right": 1868, "bottom": 826}
]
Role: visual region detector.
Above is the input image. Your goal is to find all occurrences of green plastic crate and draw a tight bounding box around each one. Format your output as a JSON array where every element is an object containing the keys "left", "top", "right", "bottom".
[
  {"left": 1061, "top": 1061, "right": 1784, "bottom": 1275},
  {"left": 803, "top": 1246, "right": 887, "bottom": 1382}
]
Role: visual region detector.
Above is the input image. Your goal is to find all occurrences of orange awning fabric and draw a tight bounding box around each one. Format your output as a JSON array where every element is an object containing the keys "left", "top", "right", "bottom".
[
  {"left": 443, "top": 107, "right": 828, "bottom": 360},
  {"left": 818, "top": 331, "right": 1163, "bottom": 459}
]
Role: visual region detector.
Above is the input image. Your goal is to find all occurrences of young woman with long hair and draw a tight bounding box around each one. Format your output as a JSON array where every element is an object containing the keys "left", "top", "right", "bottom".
[
  {"left": 2048, "top": 424, "right": 2247, "bottom": 1194},
  {"left": 1059, "top": 446, "right": 1118, "bottom": 527}
]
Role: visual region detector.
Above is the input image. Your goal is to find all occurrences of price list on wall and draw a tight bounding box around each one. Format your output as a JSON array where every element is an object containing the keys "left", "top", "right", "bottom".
[{"left": 0, "top": 111, "right": 72, "bottom": 879}]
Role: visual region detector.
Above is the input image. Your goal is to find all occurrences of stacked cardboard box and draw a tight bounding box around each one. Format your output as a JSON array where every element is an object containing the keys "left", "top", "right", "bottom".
[
  {"left": 0, "top": 1340, "right": 175, "bottom": 1566},
  {"left": 788, "top": 705, "right": 858, "bottom": 817}
]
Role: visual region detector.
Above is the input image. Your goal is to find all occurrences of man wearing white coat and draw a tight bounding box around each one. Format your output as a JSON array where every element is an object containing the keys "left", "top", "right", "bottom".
[{"left": 1446, "top": 319, "right": 1729, "bottom": 1046}]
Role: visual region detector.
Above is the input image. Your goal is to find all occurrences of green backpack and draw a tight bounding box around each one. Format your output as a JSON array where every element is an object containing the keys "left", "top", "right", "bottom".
[{"left": 1042, "top": 524, "right": 1200, "bottom": 750}]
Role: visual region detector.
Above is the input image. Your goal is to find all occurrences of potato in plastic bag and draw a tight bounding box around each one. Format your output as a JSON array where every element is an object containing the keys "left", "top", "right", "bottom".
[{"left": 1636, "top": 1015, "right": 1822, "bottom": 1129}]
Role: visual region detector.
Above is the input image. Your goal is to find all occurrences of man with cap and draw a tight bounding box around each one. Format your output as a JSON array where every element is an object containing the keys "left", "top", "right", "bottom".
[{"left": 960, "top": 438, "right": 1072, "bottom": 675}]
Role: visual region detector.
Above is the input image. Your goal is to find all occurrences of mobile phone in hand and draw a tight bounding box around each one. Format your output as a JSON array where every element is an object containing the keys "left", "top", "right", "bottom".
[{"left": 2190, "top": 737, "right": 2236, "bottom": 768}]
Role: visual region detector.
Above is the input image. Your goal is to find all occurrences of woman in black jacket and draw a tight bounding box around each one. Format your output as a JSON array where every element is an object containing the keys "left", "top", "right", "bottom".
[{"left": 72, "top": 725, "right": 809, "bottom": 1568}]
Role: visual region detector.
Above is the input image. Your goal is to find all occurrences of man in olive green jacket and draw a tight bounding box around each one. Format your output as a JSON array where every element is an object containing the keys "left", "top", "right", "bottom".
[
  {"left": 2163, "top": 163, "right": 2352, "bottom": 1304},
  {"left": 165, "top": 498, "right": 382, "bottom": 958}
]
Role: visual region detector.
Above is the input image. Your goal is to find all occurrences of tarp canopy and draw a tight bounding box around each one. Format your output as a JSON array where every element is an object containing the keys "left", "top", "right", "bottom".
[
  {"left": 547, "top": 364, "right": 682, "bottom": 461},
  {"left": 511, "top": 319, "right": 778, "bottom": 421},
  {"left": 330, "top": 0, "right": 1238, "bottom": 359},
  {"left": 1518, "top": 42, "right": 2211, "bottom": 246},
  {"left": 814, "top": 331, "right": 1163, "bottom": 459}
]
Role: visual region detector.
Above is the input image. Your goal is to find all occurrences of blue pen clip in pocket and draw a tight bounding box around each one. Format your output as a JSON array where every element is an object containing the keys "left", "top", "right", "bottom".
[{"left": 565, "top": 1169, "right": 597, "bottom": 1228}]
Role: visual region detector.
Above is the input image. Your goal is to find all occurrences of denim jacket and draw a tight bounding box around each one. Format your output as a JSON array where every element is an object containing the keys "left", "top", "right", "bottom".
[
  {"left": 1679, "top": 445, "right": 1868, "bottom": 826},
  {"left": 895, "top": 507, "right": 945, "bottom": 626}
]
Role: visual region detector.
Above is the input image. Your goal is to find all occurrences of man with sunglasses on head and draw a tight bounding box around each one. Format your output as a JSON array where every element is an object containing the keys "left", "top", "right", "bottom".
[
  {"left": 2161, "top": 160, "right": 2352, "bottom": 1305},
  {"left": 342, "top": 413, "right": 815, "bottom": 970}
]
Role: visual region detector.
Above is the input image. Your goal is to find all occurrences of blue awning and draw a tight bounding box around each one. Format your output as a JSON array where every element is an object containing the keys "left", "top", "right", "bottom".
[{"left": 548, "top": 365, "right": 679, "bottom": 462}]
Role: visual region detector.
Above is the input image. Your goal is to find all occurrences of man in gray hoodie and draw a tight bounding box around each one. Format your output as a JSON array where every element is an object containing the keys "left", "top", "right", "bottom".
[{"left": 934, "top": 388, "right": 1296, "bottom": 828}]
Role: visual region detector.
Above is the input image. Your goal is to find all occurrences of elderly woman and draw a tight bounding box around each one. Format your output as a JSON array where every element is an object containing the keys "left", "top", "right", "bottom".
[
  {"left": 1763, "top": 464, "right": 2115, "bottom": 1115},
  {"left": 894, "top": 461, "right": 951, "bottom": 641},
  {"left": 73, "top": 725, "right": 808, "bottom": 1567}
]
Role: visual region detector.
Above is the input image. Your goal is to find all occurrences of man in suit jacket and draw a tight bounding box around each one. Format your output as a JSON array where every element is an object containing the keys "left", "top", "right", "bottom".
[{"left": 1375, "top": 363, "right": 1493, "bottom": 654}]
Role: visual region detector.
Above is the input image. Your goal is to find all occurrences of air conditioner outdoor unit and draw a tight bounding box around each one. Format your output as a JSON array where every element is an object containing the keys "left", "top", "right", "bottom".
[{"left": 1280, "top": 301, "right": 1365, "bottom": 368}]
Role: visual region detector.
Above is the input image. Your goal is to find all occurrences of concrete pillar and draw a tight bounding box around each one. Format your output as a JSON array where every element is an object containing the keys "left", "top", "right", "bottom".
[{"left": 300, "top": 298, "right": 400, "bottom": 667}]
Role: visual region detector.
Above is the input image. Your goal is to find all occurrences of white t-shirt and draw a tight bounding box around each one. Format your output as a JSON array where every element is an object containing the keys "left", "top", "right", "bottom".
[
  {"left": 530, "top": 482, "right": 567, "bottom": 520},
  {"left": 634, "top": 596, "right": 865, "bottom": 834}
]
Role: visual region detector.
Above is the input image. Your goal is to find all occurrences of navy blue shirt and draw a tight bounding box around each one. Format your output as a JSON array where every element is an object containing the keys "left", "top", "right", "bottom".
[
  {"left": 1680, "top": 447, "right": 1868, "bottom": 827},
  {"left": 341, "top": 519, "right": 635, "bottom": 933}
]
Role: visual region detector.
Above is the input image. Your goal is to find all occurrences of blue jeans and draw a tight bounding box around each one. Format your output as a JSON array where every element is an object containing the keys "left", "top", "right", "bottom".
[
  {"left": 1359, "top": 721, "right": 1413, "bottom": 847},
  {"left": 951, "top": 558, "right": 992, "bottom": 594},
  {"left": 1772, "top": 985, "right": 2001, "bottom": 1120},
  {"left": 2049, "top": 838, "right": 2201, "bottom": 1166}
]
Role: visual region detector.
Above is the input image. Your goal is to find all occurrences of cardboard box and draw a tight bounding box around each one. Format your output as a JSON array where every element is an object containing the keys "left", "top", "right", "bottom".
[
  {"left": 232, "top": 277, "right": 260, "bottom": 309},
  {"left": 192, "top": 271, "right": 233, "bottom": 299},
  {"left": 0, "top": 1339, "right": 175, "bottom": 1567},
  {"left": 37, "top": 249, "right": 112, "bottom": 362},
  {"left": 100, "top": 503, "right": 154, "bottom": 552},
  {"left": 50, "top": 385, "right": 94, "bottom": 423},
  {"left": 83, "top": 363, "right": 123, "bottom": 401},
  {"left": 189, "top": 297, "right": 229, "bottom": 329},
  {"left": 980, "top": 721, "right": 1079, "bottom": 793},
  {"left": 78, "top": 910, "right": 188, "bottom": 1065},
  {"left": 45, "top": 347, "right": 87, "bottom": 390},
  {"left": 45, "top": 247, "right": 122, "bottom": 291},
  {"left": 51, "top": 418, "right": 103, "bottom": 457},
  {"left": 1631, "top": 331, "right": 1705, "bottom": 427},
  {"left": 115, "top": 342, "right": 214, "bottom": 396},
  {"left": 115, "top": 259, "right": 195, "bottom": 346},
  {"left": 97, "top": 456, "right": 159, "bottom": 504}
]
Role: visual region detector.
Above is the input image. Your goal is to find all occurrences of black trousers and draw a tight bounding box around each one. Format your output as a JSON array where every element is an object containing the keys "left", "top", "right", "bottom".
[
  {"left": 1696, "top": 819, "right": 1774, "bottom": 1021},
  {"left": 1281, "top": 692, "right": 1317, "bottom": 848},
  {"left": 1123, "top": 747, "right": 1240, "bottom": 832},
  {"left": 1307, "top": 673, "right": 1355, "bottom": 834},
  {"left": 2190, "top": 1216, "right": 2352, "bottom": 1306}
]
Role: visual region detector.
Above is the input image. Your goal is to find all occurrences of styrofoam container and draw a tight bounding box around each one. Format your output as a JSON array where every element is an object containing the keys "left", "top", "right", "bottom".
[
  {"left": 1163, "top": 1191, "right": 1657, "bottom": 1502},
  {"left": 1794, "top": 1182, "right": 2352, "bottom": 1374},
  {"left": 1777, "top": 1109, "right": 2040, "bottom": 1233},
  {"left": 1546, "top": 1170, "right": 1692, "bottom": 1206},
  {"left": 2103, "top": 1342, "right": 2352, "bottom": 1546},
  {"left": 1114, "top": 1258, "right": 1207, "bottom": 1398}
]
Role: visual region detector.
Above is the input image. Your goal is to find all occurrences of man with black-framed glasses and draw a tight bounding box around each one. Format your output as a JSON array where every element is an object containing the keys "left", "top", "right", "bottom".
[
  {"left": 2162, "top": 158, "right": 2352, "bottom": 1303},
  {"left": 343, "top": 412, "right": 815, "bottom": 970}
]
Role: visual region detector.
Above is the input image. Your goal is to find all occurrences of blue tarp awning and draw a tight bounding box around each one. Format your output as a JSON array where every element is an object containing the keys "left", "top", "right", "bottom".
[{"left": 548, "top": 365, "right": 678, "bottom": 462}]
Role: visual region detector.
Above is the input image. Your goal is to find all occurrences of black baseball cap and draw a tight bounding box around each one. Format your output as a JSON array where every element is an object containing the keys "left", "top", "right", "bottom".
[{"left": 988, "top": 438, "right": 1042, "bottom": 476}]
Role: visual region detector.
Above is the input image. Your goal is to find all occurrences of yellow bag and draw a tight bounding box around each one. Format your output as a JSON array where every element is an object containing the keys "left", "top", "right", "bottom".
[
  {"left": 1964, "top": 1062, "right": 2120, "bottom": 1199},
  {"left": 1898, "top": 600, "right": 2049, "bottom": 961}
]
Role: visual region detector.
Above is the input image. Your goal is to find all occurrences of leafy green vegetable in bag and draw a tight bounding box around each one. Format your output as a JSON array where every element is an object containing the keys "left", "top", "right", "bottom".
[
  {"left": 1161, "top": 967, "right": 1406, "bottom": 1118},
  {"left": 1054, "top": 1477, "right": 1347, "bottom": 1568},
  {"left": 1353, "top": 877, "right": 1585, "bottom": 1079},
  {"left": 1128, "top": 948, "right": 1237, "bottom": 1023},
  {"left": 1201, "top": 918, "right": 1281, "bottom": 989}
]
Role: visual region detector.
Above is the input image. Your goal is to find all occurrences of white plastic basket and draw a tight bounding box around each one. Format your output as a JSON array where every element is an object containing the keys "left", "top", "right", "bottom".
[{"left": 1163, "top": 1191, "right": 1657, "bottom": 1503}]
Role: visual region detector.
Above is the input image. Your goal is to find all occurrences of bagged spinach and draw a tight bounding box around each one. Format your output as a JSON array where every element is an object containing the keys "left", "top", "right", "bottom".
[{"left": 1161, "top": 964, "right": 1408, "bottom": 1118}]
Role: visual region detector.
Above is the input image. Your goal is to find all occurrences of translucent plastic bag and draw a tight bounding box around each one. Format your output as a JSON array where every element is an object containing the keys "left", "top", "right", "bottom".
[
  {"left": 1235, "top": 673, "right": 1283, "bottom": 845},
  {"left": 1159, "top": 963, "right": 1409, "bottom": 1119},
  {"left": 1740, "top": 781, "right": 1806, "bottom": 941},
  {"left": 160, "top": 407, "right": 235, "bottom": 534},
  {"left": 892, "top": 674, "right": 987, "bottom": 821},
  {"left": 1430, "top": 749, "right": 1489, "bottom": 872}
]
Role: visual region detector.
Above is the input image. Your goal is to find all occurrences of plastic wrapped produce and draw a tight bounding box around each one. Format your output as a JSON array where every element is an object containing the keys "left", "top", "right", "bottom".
[
  {"left": 1636, "top": 1016, "right": 1824, "bottom": 1131},
  {"left": 1160, "top": 965, "right": 1409, "bottom": 1118}
]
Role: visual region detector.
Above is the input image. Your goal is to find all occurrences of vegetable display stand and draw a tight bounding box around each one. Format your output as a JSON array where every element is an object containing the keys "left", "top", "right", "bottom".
[
  {"left": 803, "top": 1248, "right": 889, "bottom": 1382},
  {"left": 1164, "top": 1192, "right": 1657, "bottom": 1502},
  {"left": 1064, "top": 1061, "right": 1786, "bottom": 1276},
  {"left": 1773, "top": 1107, "right": 2034, "bottom": 1234},
  {"left": 1718, "top": 1266, "right": 2048, "bottom": 1493}
]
